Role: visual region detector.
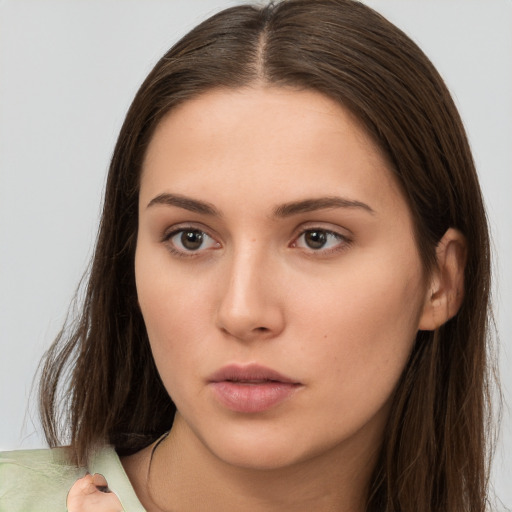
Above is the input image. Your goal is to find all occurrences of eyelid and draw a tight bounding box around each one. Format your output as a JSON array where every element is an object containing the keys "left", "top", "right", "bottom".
[
  {"left": 161, "top": 221, "right": 217, "bottom": 241},
  {"left": 291, "top": 219, "right": 353, "bottom": 236},
  {"left": 290, "top": 224, "right": 353, "bottom": 254},
  {"left": 159, "top": 221, "right": 352, "bottom": 257},
  {"left": 161, "top": 223, "right": 221, "bottom": 257}
]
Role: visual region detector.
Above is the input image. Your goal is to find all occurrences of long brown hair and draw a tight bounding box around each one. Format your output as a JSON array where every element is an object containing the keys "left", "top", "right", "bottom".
[{"left": 39, "top": 1, "right": 497, "bottom": 510}]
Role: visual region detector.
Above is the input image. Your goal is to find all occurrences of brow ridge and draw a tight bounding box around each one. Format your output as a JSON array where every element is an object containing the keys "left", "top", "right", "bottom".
[
  {"left": 273, "top": 196, "right": 375, "bottom": 217},
  {"left": 146, "top": 193, "right": 220, "bottom": 216},
  {"left": 146, "top": 193, "right": 374, "bottom": 218}
]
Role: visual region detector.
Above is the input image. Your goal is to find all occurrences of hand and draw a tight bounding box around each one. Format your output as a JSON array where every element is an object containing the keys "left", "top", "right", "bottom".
[{"left": 67, "top": 473, "right": 124, "bottom": 512}]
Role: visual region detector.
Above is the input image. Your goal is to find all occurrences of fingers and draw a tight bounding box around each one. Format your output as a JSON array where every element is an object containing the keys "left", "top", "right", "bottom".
[
  {"left": 92, "top": 473, "right": 110, "bottom": 492},
  {"left": 72, "top": 474, "right": 98, "bottom": 495},
  {"left": 68, "top": 473, "right": 111, "bottom": 496},
  {"left": 67, "top": 473, "right": 125, "bottom": 511}
]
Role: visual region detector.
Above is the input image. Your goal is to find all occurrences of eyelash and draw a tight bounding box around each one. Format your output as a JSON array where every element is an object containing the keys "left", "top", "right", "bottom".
[
  {"left": 162, "top": 226, "right": 219, "bottom": 258},
  {"left": 291, "top": 229, "right": 352, "bottom": 255},
  {"left": 161, "top": 226, "right": 352, "bottom": 258}
]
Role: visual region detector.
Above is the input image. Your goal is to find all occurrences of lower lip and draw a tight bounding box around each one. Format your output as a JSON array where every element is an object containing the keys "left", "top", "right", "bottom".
[{"left": 209, "top": 381, "right": 300, "bottom": 413}]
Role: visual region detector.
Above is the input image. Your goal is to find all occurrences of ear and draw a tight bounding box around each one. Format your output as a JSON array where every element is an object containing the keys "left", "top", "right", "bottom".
[{"left": 418, "top": 228, "right": 467, "bottom": 331}]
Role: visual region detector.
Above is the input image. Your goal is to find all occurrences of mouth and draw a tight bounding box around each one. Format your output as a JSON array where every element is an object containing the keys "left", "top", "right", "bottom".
[
  {"left": 209, "top": 364, "right": 299, "bottom": 384},
  {"left": 208, "top": 364, "right": 302, "bottom": 413}
]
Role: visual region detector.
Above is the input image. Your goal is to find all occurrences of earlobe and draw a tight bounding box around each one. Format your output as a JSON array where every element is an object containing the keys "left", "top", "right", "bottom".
[{"left": 418, "top": 228, "right": 467, "bottom": 331}]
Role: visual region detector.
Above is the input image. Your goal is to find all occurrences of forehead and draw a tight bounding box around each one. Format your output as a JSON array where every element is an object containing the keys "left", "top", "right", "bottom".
[{"left": 140, "top": 86, "right": 405, "bottom": 217}]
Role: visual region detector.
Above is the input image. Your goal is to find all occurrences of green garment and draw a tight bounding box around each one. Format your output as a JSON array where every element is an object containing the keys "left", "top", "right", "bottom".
[{"left": 0, "top": 445, "right": 146, "bottom": 511}]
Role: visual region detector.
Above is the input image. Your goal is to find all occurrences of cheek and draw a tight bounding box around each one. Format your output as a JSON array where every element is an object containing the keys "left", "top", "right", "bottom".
[
  {"left": 138, "top": 285, "right": 208, "bottom": 364},
  {"left": 292, "top": 253, "right": 426, "bottom": 405},
  {"left": 134, "top": 245, "right": 209, "bottom": 386}
]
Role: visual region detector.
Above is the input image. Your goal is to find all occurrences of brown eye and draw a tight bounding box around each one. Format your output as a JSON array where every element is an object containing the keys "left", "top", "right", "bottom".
[
  {"left": 181, "top": 230, "right": 204, "bottom": 250},
  {"left": 294, "top": 228, "right": 348, "bottom": 253},
  {"left": 304, "top": 230, "right": 328, "bottom": 249},
  {"left": 166, "top": 228, "right": 219, "bottom": 255}
]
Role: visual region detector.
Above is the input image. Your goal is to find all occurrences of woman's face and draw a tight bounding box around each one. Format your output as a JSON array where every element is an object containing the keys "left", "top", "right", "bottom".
[{"left": 135, "top": 87, "right": 430, "bottom": 470}]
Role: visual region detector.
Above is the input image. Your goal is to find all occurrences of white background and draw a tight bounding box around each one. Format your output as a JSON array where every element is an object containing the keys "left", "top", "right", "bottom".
[{"left": 1, "top": 0, "right": 511, "bottom": 507}]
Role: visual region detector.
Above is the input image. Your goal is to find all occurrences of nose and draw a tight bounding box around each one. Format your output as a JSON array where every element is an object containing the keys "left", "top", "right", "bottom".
[{"left": 215, "top": 244, "right": 285, "bottom": 342}]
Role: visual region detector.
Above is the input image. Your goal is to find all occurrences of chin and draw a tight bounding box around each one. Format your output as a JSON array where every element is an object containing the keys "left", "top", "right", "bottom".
[
  {"left": 197, "top": 421, "right": 336, "bottom": 472},
  {"left": 214, "top": 439, "right": 308, "bottom": 471}
]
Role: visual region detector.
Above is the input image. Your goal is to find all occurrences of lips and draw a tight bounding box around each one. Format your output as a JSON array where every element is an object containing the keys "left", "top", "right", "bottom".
[{"left": 208, "top": 364, "right": 302, "bottom": 413}]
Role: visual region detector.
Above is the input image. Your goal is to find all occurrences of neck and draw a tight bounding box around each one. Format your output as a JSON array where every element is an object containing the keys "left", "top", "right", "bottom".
[{"left": 124, "top": 413, "right": 381, "bottom": 512}]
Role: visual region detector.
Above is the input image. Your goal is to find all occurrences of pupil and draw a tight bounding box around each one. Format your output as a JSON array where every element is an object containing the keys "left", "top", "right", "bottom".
[
  {"left": 305, "top": 230, "right": 327, "bottom": 249},
  {"left": 181, "top": 230, "right": 203, "bottom": 250}
]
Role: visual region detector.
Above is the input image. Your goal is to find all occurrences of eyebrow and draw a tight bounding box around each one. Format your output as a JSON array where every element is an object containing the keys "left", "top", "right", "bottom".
[
  {"left": 273, "top": 197, "right": 375, "bottom": 217},
  {"left": 146, "top": 193, "right": 375, "bottom": 217},
  {"left": 146, "top": 193, "right": 220, "bottom": 216}
]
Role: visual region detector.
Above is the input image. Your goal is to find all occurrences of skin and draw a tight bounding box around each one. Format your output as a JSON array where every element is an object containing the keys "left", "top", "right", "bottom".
[
  {"left": 123, "top": 86, "right": 465, "bottom": 512},
  {"left": 66, "top": 474, "right": 124, "bottom": 512}
]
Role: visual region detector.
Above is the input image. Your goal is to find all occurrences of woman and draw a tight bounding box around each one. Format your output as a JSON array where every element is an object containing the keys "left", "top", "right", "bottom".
[{"left": 0, "top": 1, "right": 498, "bottom": 511}]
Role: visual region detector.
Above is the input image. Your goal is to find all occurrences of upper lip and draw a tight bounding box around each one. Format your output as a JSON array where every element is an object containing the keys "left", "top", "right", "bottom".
[{"left": 208, "top": 363, "right": 300, "bottom": 384}]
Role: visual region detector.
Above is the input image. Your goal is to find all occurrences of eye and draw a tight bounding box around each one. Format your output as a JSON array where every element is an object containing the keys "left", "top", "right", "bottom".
[
  {"left": 293, "top": 228, "right": 348, "bottom": 252},
  {"left": 165, "top": 228, "right": 219, "bottom": 255}
]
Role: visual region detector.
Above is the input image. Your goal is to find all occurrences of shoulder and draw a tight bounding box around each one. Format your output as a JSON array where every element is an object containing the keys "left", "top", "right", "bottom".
[
  {"left": 0, "top": 446, "right": 86, "bottom": 511},
  {"left": 1, "top": 445, "right": 146, "bottom": 512}
]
